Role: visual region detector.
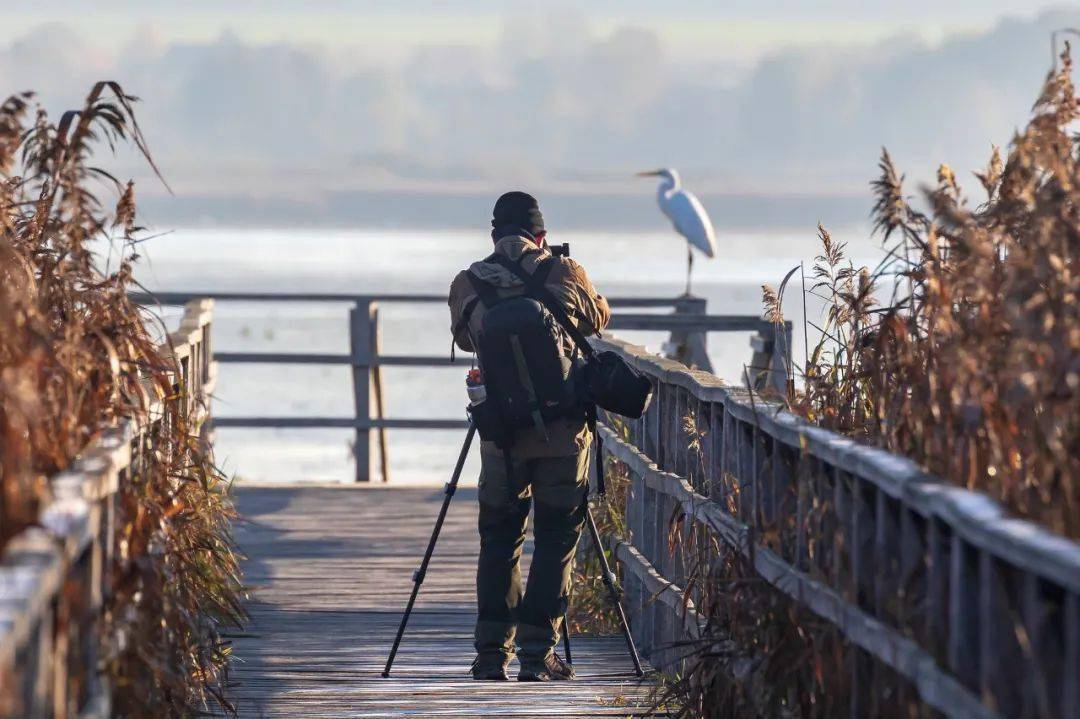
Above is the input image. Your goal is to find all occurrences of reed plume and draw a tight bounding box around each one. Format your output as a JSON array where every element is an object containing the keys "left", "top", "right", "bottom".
[
  {"left": 658, "top": 39, "right": 1079, "bottom": 719},
  {"left": 0, "top": 83, "right": 242, "bottom": 716},
  {"left": 772, "top": 46, "right": 1079, "bottom": 538}
]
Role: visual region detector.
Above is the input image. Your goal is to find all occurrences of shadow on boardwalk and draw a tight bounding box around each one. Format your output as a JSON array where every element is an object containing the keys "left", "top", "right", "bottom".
[{"left": 225, "top": 485, "right": 653, "bottom": 718}]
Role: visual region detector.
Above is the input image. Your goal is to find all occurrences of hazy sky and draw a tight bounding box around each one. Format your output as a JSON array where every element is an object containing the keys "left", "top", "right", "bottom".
[{"left": 0, "top": 2, "right": 1076, "bottom": 225}]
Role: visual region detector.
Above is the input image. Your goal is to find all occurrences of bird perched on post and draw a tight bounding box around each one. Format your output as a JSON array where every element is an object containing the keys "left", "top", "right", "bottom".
[{"left": 637, "top": 168, "right": 716, "bottom": 295}]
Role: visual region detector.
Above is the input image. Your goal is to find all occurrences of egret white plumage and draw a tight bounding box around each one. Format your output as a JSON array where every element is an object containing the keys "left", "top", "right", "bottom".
[{"left": 637, "top": 168, "right": 716, "bottom": 295}]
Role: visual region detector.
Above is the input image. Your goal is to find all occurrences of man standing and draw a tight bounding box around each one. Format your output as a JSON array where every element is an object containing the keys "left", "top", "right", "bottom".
[{"left": 448, "top": 192, "right": 610, "bottom": 682}]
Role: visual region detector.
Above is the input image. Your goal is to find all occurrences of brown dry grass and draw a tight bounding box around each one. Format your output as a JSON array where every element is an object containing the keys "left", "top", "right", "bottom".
[
  {"left": 765, "top": 46, "right": 1079, "bottom": 539},
  {"left": 567, "top": 447, "right": 631, "bottom": 636},
  {"left": 655, "top": 40, "right": 1078, "bottom": 719},
  {"left": 0, "top": 83, "right": 242, "bottom": 716}
]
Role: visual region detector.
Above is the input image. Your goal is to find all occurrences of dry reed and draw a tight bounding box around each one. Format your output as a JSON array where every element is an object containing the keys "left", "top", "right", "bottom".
[
  {"left": 0, "top": 83, "right": 243, "bottom": 716},
  {"left": 654, "top": 40, "right": 1078, "bottom": 719},
  {"left": 764, "top": 45, "right": 1078, "bottom": 538},
  {"left": 568, "top": 447, "right": 631, "bottom": 636}
]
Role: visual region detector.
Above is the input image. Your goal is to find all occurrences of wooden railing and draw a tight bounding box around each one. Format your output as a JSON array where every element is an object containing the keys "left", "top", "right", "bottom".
[
  {"left": 131, "top": 291, "right": 791, "bottom": 482},
  {"left": 591, "top": 336, "right": 1079, "bottom": 719},
  {"left": 0, "top": 299, "right": 215, "bottom": 719}
]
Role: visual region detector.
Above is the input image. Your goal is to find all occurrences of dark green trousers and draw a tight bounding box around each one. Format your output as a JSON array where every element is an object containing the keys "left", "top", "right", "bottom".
[{"left": 475, "top": 449, "right": 588, "bottom": 662}]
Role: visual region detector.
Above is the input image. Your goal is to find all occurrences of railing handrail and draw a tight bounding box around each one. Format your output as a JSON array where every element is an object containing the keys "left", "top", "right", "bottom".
[
  {"left": 132, "top": 290, "right": 792, "bottom": 482},
  {"left": 591, "top": 334, "right": 1079, "bottom": 719},
  {"left": 595, "top": 421, "right": 993, "bottom": 718},
  {"left": 0, "top": 299, "right": 215, "bottom": 718},
  {"left": 597, "top": 335, "right": 1080, "bottom": 593},
  {"left": 129, "top": 290, "right": 698, "bottom": 308},
  {"left": 130, "top": 290, "right": 780, "bottom": 332}
]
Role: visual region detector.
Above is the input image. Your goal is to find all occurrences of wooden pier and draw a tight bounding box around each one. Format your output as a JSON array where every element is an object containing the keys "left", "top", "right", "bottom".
[
  {"left": 188, "top": 292, "right": 782, "bottom": 717},
  {"left": 227, "top": 484, "right": 652, "bottom": 717},
  {"left": 5, "top": 292, "right": 1076, "bottom": 718}
]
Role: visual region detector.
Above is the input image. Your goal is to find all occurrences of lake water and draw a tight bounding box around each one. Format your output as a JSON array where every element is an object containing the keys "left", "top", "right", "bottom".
[{"left": 129, "top": 226, "right": 876, "bottom": 485}]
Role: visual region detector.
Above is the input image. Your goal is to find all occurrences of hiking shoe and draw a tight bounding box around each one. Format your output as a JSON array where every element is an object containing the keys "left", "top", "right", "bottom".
[
  {"left": 471, "top": 655, "right": 510, "bottom": 681},
  {"left": 518, "top": 652, "right": 576, "bottom": 682}
]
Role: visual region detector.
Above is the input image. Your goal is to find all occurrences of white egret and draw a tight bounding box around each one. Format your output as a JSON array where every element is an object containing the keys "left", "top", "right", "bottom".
[{"left": 638, "top": 168, "right": 716, "bottom": 295}]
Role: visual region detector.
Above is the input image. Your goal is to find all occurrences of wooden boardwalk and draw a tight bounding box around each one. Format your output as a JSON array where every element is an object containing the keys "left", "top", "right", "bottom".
[{"left": 228, "top": 485, "right": 654, "bottom": 717}]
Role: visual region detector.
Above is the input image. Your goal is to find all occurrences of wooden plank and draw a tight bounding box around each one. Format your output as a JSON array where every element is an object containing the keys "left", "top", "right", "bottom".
[
  {"left": 1064, "top": 592, "right": 1079, "bottom": 719},
  {"left": 596, "top": 423, "right": 998, "bottom": 719},
  {"left": 226, "top": 486, "right": 654, "bottom": 718},
  {"left": 350, "top": 303, "right": 373, "bottom": 482},
  {"left": 211, "top": 417, "right": 469, "bottom": 430},
  {"left": 215, "top": 352, "right": 472, "bottom": 367},
  {"left": 608, "top": 313, "right": 768, "bottom": 333},
  {"left": 593, "top": 335, "right": 1080, "bottom": 597},
  {"left": 130, "top": 290, "right": 680, "bottom": 308},
  {"left": 370, "top": 306, "right": 390, "bottom": 483}
]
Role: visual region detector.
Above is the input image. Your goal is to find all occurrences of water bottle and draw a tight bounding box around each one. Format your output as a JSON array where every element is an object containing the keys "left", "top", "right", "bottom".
[{"left": 466, "top": 368, "right": 486, "bottom": 405}]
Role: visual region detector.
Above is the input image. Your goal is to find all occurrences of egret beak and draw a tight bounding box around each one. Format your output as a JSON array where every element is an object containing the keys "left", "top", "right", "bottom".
[{"left": 636, "top": 170, "right": 663, "bottom": 177}]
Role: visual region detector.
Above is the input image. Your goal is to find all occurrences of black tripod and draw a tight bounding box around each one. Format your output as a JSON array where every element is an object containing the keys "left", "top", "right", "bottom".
[{"left": 382, "top": 419, "right": 645, "bottom": 678}]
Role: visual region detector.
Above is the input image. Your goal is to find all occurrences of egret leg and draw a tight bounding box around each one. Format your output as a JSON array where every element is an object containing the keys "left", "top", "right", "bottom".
[{"left": 685, "top": 245, "right": 693, "bottom": 296}]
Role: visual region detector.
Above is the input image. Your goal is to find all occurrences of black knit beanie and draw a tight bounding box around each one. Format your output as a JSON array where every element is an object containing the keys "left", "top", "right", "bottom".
[{"left": 491, "top": 191, "right": 544, "bottom": 241}]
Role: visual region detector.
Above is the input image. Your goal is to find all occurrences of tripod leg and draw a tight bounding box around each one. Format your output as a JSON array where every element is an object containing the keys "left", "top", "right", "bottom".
[
  {"left": 585, "top": 503, "right": 645, "bottom": 677},
  {"left": 562, "top": 612, "right": 572, "bottom": 665},
  {"left": 382, "top": 422, "right": 476, "bottom": 678}
]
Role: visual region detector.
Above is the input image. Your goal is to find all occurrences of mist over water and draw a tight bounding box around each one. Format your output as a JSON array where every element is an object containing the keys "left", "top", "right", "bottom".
[
  {"left": 129, "top": 226, "right": 874, "bottom": 484},
  {"left": 6, "top": 5, "right": 1066, "bottom": 200}
]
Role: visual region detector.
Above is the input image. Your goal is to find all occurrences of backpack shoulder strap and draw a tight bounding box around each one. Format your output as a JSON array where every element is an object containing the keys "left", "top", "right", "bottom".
[
  {"left": 451, "top": 295, "right": 480, "bottom": 350},
  {"left": 465, "top": 269, "right": 502, "bottom": 309},
  {"left": 450, "top": 269, "right": 501, "bottom": 358},
  {"left": 489, "top": 254, "right": 596, "bottom": 359},
  {"left": 530, "top": 255, "right": 557, "bottom": 285}
]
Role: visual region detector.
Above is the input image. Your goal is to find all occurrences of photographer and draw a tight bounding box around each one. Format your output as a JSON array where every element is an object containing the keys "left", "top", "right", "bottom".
[{"left": 448, "top": 191, "right": 610, "bottom": 682}]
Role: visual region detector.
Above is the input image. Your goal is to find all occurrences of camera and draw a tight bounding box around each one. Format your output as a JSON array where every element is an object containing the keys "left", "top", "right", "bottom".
[{"left": 549, "top": 242, "right": 570, "bottom": 257}]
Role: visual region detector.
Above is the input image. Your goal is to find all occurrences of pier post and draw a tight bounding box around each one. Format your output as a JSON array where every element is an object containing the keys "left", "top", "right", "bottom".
[
  {"left": 748, "top": 322, "right": 791, "bottom": 395},
  {"left": 371, "top": 305, "right": 390, "bottom": 482},
  {"left": 772, "top": 321, "right": 792, "bottom": 395},
  {"left": 349, "top": 301, "right": 375, "bottom": 482},
  {"left": 667, "top": 295, "right": 712, "bottom": 372}
]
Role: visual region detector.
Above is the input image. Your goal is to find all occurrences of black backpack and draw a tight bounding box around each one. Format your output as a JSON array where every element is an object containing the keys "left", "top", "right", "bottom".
[
  {"left": 461, "top": 253, "right": 583, "bottom": 447},
  {"left": 458, "top": 251, "right": 653, "bottom": 449}
]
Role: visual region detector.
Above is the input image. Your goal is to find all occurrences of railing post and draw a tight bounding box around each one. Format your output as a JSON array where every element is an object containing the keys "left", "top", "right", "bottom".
[
  {"left": 949, "top": 534, "right": 980, "bottom": 689},
  {"left": 350, "top": 301, "right": 374, "bottom": 483},
  {"left": 200, "top": 315, "right": 214, "bottom": 443},
  {"left": 775, "top": 320, "right": 792, "bottom": 395},
  {"left": 370, "top": 304, "right": 390, "bottom": 483},
  {"left": 748, "top": 320, "right": 790, "bottom": 394},
  {"left": 1065, "top": 591, "right": 1079, "bottom": 719},
  {"left": 667, "top": 295, "right": 712, "bottom": 372},
  {"left": 794, "top": 453, "right": 809, "bottom": 571}
]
